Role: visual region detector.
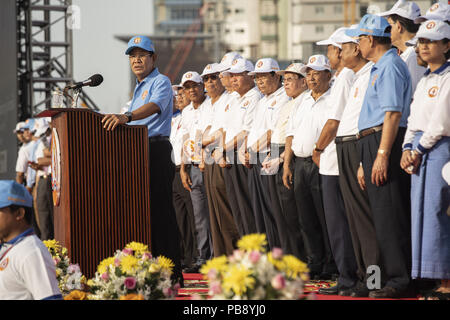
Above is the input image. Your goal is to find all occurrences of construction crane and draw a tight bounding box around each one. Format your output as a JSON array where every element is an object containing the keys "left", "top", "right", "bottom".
[
  {"left": 163, "top": 3, "right": 210, "bottom": 83},
  {"left": 343, "top": 0, "right": 357, "bottom": 27}
]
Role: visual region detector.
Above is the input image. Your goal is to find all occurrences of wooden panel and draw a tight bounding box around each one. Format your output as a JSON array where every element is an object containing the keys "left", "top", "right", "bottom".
[{"left": 50, "top": 109, "right": 151, "bottom": 278}]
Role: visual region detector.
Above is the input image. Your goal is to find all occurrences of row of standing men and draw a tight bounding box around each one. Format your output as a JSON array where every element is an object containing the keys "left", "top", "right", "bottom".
[{"left": 169, "top": 1, "right": 450, "bottom": 299}]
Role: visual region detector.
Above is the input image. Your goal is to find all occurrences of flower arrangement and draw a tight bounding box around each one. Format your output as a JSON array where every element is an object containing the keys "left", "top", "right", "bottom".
[
  {"left": 87, "top": 242, "right": 179, "bottom": 300},
  {"left": 200, "top": 234, "right": 309, "bottom": 300},
  {"left": 43, "top": 240, "right": 86, "bottom": 295}
]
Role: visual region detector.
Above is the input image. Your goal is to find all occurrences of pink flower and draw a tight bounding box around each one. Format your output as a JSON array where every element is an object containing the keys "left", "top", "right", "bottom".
[
  {"left": 122, "top": 248, "right": 133, "bottom": 255},
  {"left": 210, "top": 281, "right": 222, "bottom": 295},
  {"left": 124, "top": 277, "right": 136, "bottom": 290},
  {"left": 114, "top": 258, "right": 121, "bottom": 267},
  {"left": 271, "top": 247, "right": 283, "bottom": 259},
  {"left": 207, "top": 269, "right": 218, "bottom": 280},
  {"left": 53, "top": 257, "right": 60, "bottom": 265},
  {"left": 67, "top": 264, "right": 80, "bottom": 274},
  {"left": 249, "top": 250, "right": 261, "bottom": 264},
  {"left": 271, "top": 274, "right": 286, "bottom": 290},
  {"left": 163, "top": 287, "right": 173, "bottom": 297},
  {"left": 142, "top": 252, "right": 152, "bottom": 260},
  {"left": 101, "top": 272, "right": 109, "bottom": 281}
]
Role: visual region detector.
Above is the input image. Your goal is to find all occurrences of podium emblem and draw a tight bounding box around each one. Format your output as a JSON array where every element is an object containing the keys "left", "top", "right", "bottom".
[{"left": 51, "top": 128, "right": 61, "bottom": 206}]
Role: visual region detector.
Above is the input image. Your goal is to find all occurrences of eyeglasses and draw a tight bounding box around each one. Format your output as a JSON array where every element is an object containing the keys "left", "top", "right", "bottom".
[
  {"left": 203, "top": 74, "right": 219, "bottom": 82},
  {"left": 129, "top": 53, "right": 153, "bottom": 61}
]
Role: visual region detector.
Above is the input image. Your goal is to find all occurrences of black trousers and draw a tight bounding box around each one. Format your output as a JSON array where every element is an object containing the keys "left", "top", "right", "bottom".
[
  {"left": 336, "top": 139, "right": 379, "bottom": 283},
  {"left": 321, "top": 174, "right": 358, "bottom": 288},
  {"left": 172, "top": 168, "right": 198, "bottom": 267},
  {"left": 266, "top": 145, "right": 306, "bottom": 261},
  {"left": 293, "top": 156, "right": 336, "bottom": 275},
  {"left": 358, "top": 128, "right": 411, "bottom": 290},
  {"left": 36, "top": 176, "right": 53, "bottom": 240},
  {"left": 248, "top": 152, "right": 281, "bottom": 249},
  {"left": 224, "top": 152, "right": 257, "bottom": 236},
  {"left": 149, "top": 140, "right": 182, "bottom": 282}
]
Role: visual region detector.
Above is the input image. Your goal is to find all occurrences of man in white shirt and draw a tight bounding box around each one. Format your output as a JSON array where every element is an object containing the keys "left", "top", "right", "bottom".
[
  {"left": 246, "top": 58, "right": 290, "bottom": 250},
  {"left": 179, "top": 71, "right": 213, "bottom": 271},
  {"left": 315, "top": 28, "right": 358, "bottom": 295},
  {"left": 217, "top": 51, "right": 243, "bottom": 95},
  {"left": 379, "top": 0, "right": 427, "bottom": 92},
  {"left": 221, "top": 58, "right": 261, "bottom": 237},
  {"left": 262, "top": 63, "right": 308, "bottom": 261},
  {"left": 0, "top": 180, "right": 62, "bottom": 300},
  {"left": 170, "top": 85, "right": 198, "bottom": 271},
  {"left": 282, "top": 55, "right": 335, "bottom": 280},
  {"left": 200, "top": 63, "right": 240, "bottom": 258},
  {"left": 333, "top": 37, "right": 380, "bottom": 298}
]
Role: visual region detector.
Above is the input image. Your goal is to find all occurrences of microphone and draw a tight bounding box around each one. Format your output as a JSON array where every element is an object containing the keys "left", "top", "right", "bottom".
[{"left": 66, "top": 74, "right": 103, "bottom": 90}]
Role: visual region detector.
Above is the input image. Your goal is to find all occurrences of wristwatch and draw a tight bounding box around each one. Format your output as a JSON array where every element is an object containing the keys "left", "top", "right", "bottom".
[
  {"left": 124, "top": 111, "right": 133, "bottom": 123},
  {"left": 313, "top": 144, "right": 324, "bottom": 153}
]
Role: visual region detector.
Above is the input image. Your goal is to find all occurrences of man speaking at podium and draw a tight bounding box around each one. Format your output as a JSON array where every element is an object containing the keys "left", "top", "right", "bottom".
[{"left": 102, "top": 35, "right": 182, "bottom": 284}]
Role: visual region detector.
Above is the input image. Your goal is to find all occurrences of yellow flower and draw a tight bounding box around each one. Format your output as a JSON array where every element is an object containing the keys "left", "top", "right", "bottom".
[
  {"left": 222, "top": 265, "right": 255, "bottom": 297},
  {"left": 280, "top": 255, "right": 309, "bottom": 279},
  {"left": 64, "top": 290, "right": 88, "bottom": 300},
  {"left": 120, "top": 255, "right": 139, "bottom": 274},
  {"left": 237, "top": 233, "right": 267, "bottom": 252},
  {"left": 200, "top": 256, "right": 228, "bottom": 276},
  {"left": 157, "top": 256, "right": 175, "bottom": 273},
  {"left": 148, "top": 263, "right": 161, "bottom": 273},
  {"left": 267, "top": 252, "right": 285, "bottom": 270},
  {"left": 119, "top": 293, "right": 145, "bottom": 300},
  {"left": 43, "top": 239, "right": 60, "bottom": 250},
  {"left": 125, "top": 242, "right": 149, "bottom": 256},
  {"left": 97, "top": 257, "right": 115, "bottom": 274}
]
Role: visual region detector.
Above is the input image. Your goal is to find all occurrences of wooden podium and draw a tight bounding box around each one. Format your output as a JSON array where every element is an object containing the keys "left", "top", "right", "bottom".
[{"left": 38, "top": 108, "right": 151, "bottom": 278}]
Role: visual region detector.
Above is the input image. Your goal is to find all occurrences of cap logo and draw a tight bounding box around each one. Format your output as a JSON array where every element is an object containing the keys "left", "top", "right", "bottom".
[
  {"left": 0, "top": 258, "right": 9, "bottom": 271},
  {"left": 428, "top": 86, "right": 438, "bottom": 98},
  {"left": 134, "top": 37, "right": 141, "bottom": 44},
  {"left": 354, "top": 87, "right": 359, "bottom": 98},
  {"left": 429, "top": 3, "right": 439, "bottom": 12},
  {"left": 287, "top": 64, "right": 294, "bottom": 69},
  {"left": 186, "top": 73, "right": 192, "bottom": 79},
  {"left": 206, "top": 65, "right": 212, "bottom": 70},
  {"left": 309, "top": 57, "right": 316, "bottom": 64},
  {"left": 257, "top": 61, "right": 264, "bottom": 68},
  {"left": 243, "top": 101, "right": 249, "bottom": 108},
  {"left": 232, "top": 59, "right": 238, "bottom": 66},
  {"left": 7, "top": 196, "right": 26, "bottom": 203},
  {"left": 142, "top": 90, "right": 148, "bottom": 100},
  {"left": 426, "top": 21, "right": 436, "bottom": 29}
]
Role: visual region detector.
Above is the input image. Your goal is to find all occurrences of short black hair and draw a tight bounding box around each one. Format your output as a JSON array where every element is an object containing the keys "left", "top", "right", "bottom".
[
  {"left": 389, "top": 14, "right": 420, "bottom": 34},
  {"left": 373, "top": 25, "right": 392, "bottom": 46},
  {"left": 8, "top": 205, "right": 33, "bottom": 225}
]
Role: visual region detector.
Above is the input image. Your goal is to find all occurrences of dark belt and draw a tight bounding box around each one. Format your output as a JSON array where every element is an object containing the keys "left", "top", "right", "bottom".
[
  {"left": 192, "top": 163, "right": 200, "bottom": 168},
  {"left": 149, "top": 136, "right": 169, "bottom": 143},
  {"left": 175, "top": 165, "right": 181, "bottom": 172},
  {"left": 356, "top": 125, "right": 383, "bottom": 139},
  {"left": 335, "top": 134, "right": 359, "bottom": 144}
]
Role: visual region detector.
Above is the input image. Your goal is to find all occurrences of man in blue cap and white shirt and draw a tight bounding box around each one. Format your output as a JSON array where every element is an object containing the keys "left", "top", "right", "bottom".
[
  {"left": 0, "top": 180, "right": 62, "bottom": 300},
  {"left": 102, "top": 35, "right": 182, "bottom": 284},
  {"left": 346, "top": 14, "right": 413, "bottom": 298}
]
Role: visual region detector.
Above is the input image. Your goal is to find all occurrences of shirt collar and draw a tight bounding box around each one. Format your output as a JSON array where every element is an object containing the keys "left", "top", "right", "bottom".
[
  {"left": 3, "top": 228, "right": 34, "bottom": 246},
  {"left": 372, "top": 48, "right": 397, "bottom": 71},
  {"left": 305, "top": 87, "right": 331, "bottom": 103},
  {"left": 135, "top": 67, "right": 159, "bottom": 85},
  {"left": 424, "top": 61, "right": 450, "bottom": 76},
  {"left": 173, "top": 110, "right": 181, "bottom": 116}
]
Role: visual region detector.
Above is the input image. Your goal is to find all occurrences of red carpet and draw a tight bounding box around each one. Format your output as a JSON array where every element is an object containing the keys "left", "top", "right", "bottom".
[{"left": 177, "top": 273, "right": 419, "bottom": 300}]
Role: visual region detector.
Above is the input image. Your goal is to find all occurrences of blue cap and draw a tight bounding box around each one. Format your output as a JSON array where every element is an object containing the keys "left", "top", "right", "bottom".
[
  {"left": 0, "top": 180, "right": 33, "bottom": 209},
  {"left": 125, "top": 36, "right": 155, "bottom": 55},
  {"left": 22, "top": 118, "right": 36, "bottom": 131},
  {"left": 345, "top": 14, "right": 391, "bottom": 38}
]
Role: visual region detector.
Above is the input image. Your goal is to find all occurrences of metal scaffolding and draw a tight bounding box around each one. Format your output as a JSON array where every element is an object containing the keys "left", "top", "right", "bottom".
[{"left": 16, "top": 0, "right": 98, "bottom": 120}]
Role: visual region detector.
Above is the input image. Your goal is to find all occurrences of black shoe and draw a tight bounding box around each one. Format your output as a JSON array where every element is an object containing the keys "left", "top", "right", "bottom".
[
  {"left": 350, "top": 283, "right": 370, "bottom": 297},
  {"left": 368, "top": 286, "right": 409, "bottom": 299},
  {"left": 318, "top": 285, "right": 340, "bottom": 295},
  {"left": 183, "top": 264, "right": 201, "bottom": 273},
  {"left": 338, "top": 287, "right": 354, "bottom": 296}
]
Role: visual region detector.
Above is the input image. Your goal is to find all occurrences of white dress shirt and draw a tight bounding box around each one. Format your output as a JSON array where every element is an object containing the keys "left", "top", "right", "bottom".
[
  {"left": 287, "top": 89, "right": 332, "bottom": 158},
  {"left": 320, "top": 68, "right": 354, "bottom": 175}
]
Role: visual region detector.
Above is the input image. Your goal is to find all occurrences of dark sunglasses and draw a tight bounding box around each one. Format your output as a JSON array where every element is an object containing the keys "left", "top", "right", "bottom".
[{"left": 203, "top": 74, "right": 219, "bottom": 81}]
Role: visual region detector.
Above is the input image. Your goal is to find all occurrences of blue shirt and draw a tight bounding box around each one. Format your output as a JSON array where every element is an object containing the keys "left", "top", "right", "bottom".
[
  {"left": 128, "top": 68, "right": 173, "bottom": 138},
  {"left": 358, "top": 48, "right": 412, "bottom": 131}
]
